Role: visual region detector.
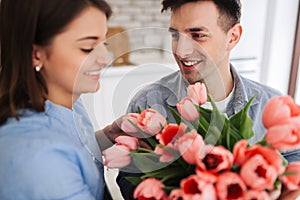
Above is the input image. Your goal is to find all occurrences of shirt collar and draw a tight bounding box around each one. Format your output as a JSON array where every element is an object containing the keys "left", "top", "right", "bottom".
[
  {"left": 45, "top": 100, "right": 75, "bottom": 125},
  {"left": 159, "top": 70, "right": 188, "bottom": 107},
  {"left": 230, "top": 64, "right": 259, "bottom": 113},
  {"left": 163, "top": 65, "right": 259, "bottom": 111}
]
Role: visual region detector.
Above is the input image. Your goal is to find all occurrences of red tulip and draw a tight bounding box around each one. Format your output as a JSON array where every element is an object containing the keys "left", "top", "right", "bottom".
[
  {"left": 245, "top": 145, "right": 285, "bottom": 175},
  {"left": 169, "top": 189, "right": 183, "bottom": 200},
  {"left": 216, "top": 172, "right": 247, "bottom": 200},
  {"left": 181, "top": 175, "right": 217, "bottom": 200},
  {"left": 197, "top": 145, "right": 234, "bottom": 174},
  {"left": 156, "top": 123, "right": 187, "bottom": 145},
  {"left": 240, "top": 154, "right": 277, "bottom": 190}
]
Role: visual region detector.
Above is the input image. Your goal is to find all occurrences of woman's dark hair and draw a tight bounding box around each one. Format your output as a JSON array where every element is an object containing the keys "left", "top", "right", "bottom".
[
  {"left": 161, "top": 0, "right": 241, "bottom": 32},
  {"left": 0, "top": 0, "right": 112, "bottom": 125}
]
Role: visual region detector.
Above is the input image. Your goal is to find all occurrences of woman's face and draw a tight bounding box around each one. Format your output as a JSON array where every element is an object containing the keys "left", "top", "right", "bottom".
[{"left": 36, "top": 6, "right": 110, "bottom": 108}]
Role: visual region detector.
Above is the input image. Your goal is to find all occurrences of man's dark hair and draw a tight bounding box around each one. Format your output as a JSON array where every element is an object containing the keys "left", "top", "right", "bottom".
[{"left": 161, "top": 0, "right": 241, "bottom": 32}]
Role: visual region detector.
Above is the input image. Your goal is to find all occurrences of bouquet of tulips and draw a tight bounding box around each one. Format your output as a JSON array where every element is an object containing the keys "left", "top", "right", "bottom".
[{"left": 103, "top": 82, "right": 300, "bottom": 200}]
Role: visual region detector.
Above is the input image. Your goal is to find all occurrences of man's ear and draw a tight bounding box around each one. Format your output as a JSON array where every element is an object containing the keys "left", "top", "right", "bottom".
[{"left": 227, "top": 23, "right": 242, "bottom": 51}]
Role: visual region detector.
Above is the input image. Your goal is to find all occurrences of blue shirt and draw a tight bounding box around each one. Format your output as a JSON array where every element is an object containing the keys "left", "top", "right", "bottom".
[{"left": 0, "top": 99, "right": 105, "bottom": 200}]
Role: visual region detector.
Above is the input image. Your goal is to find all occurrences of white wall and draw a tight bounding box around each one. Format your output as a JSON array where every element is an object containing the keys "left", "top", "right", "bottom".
[
  {"left": 294, "top": 58, "right": 300, "bottom": 103},
  {"left": 260, "top": 0, "right": 299, "bottom": 94}
]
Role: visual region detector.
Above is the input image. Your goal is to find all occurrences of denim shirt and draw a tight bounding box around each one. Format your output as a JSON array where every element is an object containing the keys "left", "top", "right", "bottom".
[
  {"left": 127, "top": 65, "right": 300, "bottom": 161},
  {"left": 0, "top": 99, "right": 105, "bottom": 200}
]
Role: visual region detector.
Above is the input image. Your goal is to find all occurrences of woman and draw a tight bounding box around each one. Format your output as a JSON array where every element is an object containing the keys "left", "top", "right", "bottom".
[{"left": 0, "top": 0, "right": 112, "bottom": 199}]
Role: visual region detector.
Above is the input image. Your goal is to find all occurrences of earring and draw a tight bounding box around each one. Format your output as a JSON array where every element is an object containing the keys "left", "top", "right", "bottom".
[{"left": 35, "top": 65, "right": 42, "bottom": 72}]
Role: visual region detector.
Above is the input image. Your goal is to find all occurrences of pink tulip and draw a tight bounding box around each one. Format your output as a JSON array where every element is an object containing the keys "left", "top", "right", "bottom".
[
  {"left": 102, "top": 145, "right": 131, "bottom": 168},
  {"left": 195, "top": 169, "right": 217, "bottom": 184},
  {"left": 216, "top": 172, "right": 247, "bottom": 200},
  {"left": 156, "top": 123, "right": 187, "bottom": 145},
  {"left": 133, "top": 178, "right": 168, "bottom": 200},
  {"left": 175, "top": 130, "right": 205, "bottom": 165},
  {"left": 169, "top": 189, "right": 183, "bottom": 200},
  {"left": 262, "top": 95, "right": 300, "bottom": 129},
  {"left": 102, "top": 136, "right": 139, "bottom": 168},
  {"left": 137, "top": 109, "right": 167, "bottom": 135},
  {"left": 245, "top": 145, "right": 285, "bottom": 175},
  {"left": 240, "top": 154, "right": 278, "bottom": 190},
  {"left": 176, "top": 97, "right": 200, "bottom": 122},
  {"left": 197, "top": 145, "right": 234, "bottom": 174},
  {"left": 233, "top": 140, "right": 249, "bottom": 166},
  {"left": 280, "top": 162, "right": 300, "bottom": 190},
  {"left": 154, "top": 145, "right": 175, "bottom": 163},
  {"left": 187, "top": 82, "right": 208, "bottom": 105},
  {"left": 265, "top": 117, "right": 300, "bottom": 151},
  {"left": 243, "top": 190, "right": 271, "bottom": 200},
  {"left": 121, "top": 113, "right": 140, "bottom": 133},
  {"left": 115, "top": 135, "right": 139, "bottom": 150},
  {"left": 180, "top": 175, "right": 217, "bottom": 200}
]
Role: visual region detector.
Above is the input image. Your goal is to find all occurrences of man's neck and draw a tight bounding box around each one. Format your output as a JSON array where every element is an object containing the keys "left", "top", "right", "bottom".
[{"left": 204, "top": 66, "right": 234, "bottom": 102}]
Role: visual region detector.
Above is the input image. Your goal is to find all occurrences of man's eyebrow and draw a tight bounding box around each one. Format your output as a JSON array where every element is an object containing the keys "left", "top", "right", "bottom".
[
  {"left": 168, "top": 27, "right": 178, "bottom": 32},
  {"left": 187, "top": 27, "right": 208, "bottom": 32},
  {"left": 168, "top": 27, "right": 208, "bottom": 33}
]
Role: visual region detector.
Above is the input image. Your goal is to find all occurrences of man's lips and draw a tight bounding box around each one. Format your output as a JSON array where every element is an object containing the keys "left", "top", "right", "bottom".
[{"left": 180, "top": 60, "right": 202, "bottom": 70}]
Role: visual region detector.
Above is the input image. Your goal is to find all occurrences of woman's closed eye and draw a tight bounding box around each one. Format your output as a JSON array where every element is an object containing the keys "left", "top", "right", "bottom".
[{"left": 80, "top": 48, "right": 94, "bottom": 53}]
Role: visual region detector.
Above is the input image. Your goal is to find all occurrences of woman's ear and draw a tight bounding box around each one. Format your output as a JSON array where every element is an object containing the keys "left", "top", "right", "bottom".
[
  {"left": 32, "top": 45, "right": 43, "bottom": 68},
  {"left": 226, "top": 23, "right": 242, "bottom": 51}
]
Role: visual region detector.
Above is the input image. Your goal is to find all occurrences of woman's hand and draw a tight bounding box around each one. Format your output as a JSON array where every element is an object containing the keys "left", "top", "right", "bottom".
[{"left": 95, "top": 116, "right": 152, "bottom": 152}]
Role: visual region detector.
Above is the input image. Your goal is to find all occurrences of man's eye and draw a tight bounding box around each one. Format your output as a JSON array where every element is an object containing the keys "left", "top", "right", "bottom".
[
  {"left": 170, "top": 32, "right": 179, "bottom": 40},
  {"left": 192, "top": 33, "right": 204, "bottom": 39},
  {"left": 81, "top": 48, "right": 93, "bottom": 53}
]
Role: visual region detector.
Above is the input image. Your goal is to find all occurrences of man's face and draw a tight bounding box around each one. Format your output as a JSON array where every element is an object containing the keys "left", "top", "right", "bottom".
[{"left": 169, "top": 1, "right": 232, "bottom": 84}]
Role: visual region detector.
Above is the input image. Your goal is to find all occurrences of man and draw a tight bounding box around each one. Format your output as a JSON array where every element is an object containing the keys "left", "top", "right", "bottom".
[{"left": 100, "top": 0, "right": 300, "bottom": 199}]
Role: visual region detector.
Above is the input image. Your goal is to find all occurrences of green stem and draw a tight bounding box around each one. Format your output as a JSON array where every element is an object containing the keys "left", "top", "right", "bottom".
[{"left": 137, "top": 147, "right": 155, "bottom": 153}]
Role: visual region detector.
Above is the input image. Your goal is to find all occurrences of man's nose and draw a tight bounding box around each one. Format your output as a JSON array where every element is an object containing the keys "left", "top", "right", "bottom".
[{"left": 173, "top": 34, "right": 194, "bottom": 59}]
